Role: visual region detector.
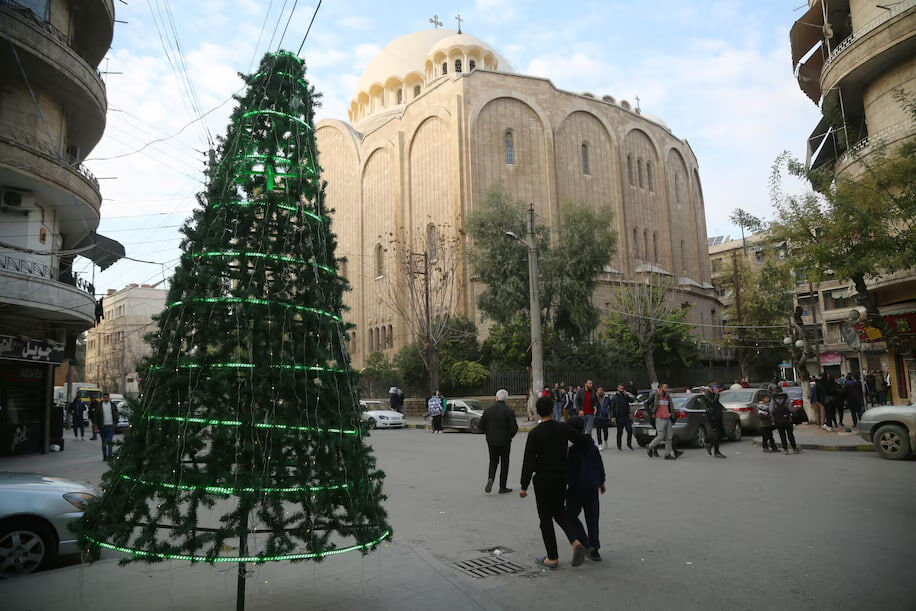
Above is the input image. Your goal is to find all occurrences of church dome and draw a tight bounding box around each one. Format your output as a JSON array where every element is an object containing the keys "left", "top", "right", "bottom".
[{"left": 349, "top": 28, "right": 514, "bottom": 124}]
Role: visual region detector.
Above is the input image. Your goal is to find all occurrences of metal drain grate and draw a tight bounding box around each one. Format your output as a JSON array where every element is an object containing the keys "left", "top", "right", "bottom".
[{"left": 451, "top": 555, "right": 525, "bottom": 579}]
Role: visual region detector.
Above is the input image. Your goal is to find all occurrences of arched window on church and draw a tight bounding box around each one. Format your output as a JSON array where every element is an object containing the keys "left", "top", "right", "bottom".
[
  {"left": 643, "top": 229, "right": 649, "bottom": 261},
  {"left": 386, "top": 325, "right": 394, "bottom": 349},
  {"left": 442, "top": 62, "right": 448, "bottom": 75},
  {"left": 627, "top": 154, "right": 634, "bottom": 186},
  {"left": 375, "top": 243, "right": 384, "bottom": 277},
  {"left": 414, "top": 84, "right": 421, "bottom": 97},
  {"left": 455, "top": 59, "right": 462, "bottom": 73},
  {"left": 581, "top": 143, "right": 590, "bottom": 175},
  {"left": 653, "top": 231, "right": 658, "bottom": 262},
  {"left": 427, "top": 223, "right": 438, "bottom": 261},
  {"left": 637, "top": 158, "right": 644, "bottom": 188},
  {"left": 469, "top": 59, "right": 476, "bottom": 70},
  {"left": 368, "top": 329, "right": 374, "bottom": 352},
  {"left": 680, "top": 239, "right": 686, "bottom": 271},
  {"left": 505, "top": 130, "right": 515, "bottom": 165},
  {"left": 647, "top": 161, "right": 654, "bottom": 192},
  {"left": 396, "top": 89, "right": 403, "bottom": 104},
  {"left": 633, "top": 227, "right": 638, "bottom": 258}
]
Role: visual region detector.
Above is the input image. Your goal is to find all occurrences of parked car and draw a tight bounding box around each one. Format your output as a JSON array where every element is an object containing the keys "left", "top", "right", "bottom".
[
  {"left": 719, "top": 388, "right": 773, "bottom": 432},
  {"left": 632, "top": 393, "right": 742, "bottom": 448},
  {"left": 857, "top": 404, "right": 916, "bottom": 460},
  {"left": 441, "top": 398, "right": 488, "bottom": 433},
  {"left": 0, "top": 472, "right": 99, "bottom": 577},
  {"left": 359, "top": 400, "right": 405, "bottom": 429},
  {"left": 110, "top": 394, "right": 130, "bottom": 432},
  {"left": 782, "top": 386, "right": 808, "bottom": 424}
]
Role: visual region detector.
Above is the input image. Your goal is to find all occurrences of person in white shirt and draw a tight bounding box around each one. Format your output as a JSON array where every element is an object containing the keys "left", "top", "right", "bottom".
[{"left": 91, "top": 392, "right": 119, "bottom": 460}]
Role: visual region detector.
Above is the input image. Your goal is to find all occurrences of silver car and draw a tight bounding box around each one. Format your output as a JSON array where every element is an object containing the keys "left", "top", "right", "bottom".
[
  {"left": 857, "top": 405, "right": 916, "bottom": 460},
  {"left": 0, "top": 473, "right": 99, "bottom": 577},
  {"left": 442, "top": 398, "right": 488, "bottom": 433},
  {"left": 719, "top": 388, "right": 772, "bottom": 432}
]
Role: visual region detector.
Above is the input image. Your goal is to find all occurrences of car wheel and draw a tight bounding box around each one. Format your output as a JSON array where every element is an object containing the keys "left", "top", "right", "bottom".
[
  {"left": 469, "top": 418, "right": 480, "bottom": 434},
  {"left": 874, "top": 424, "right": 910, "bottom": 460},
  {"left": 367, "top": 417, "right": 377, "bottom": 430},
  {"left": 729, "top": 420, "right": 742, "bottom": 442},
  {"left": 0, "top": 518, "right": 55, "bottom": 578},
  {"left": 693, "top": 425, "right": 706, "bottom": 449}
]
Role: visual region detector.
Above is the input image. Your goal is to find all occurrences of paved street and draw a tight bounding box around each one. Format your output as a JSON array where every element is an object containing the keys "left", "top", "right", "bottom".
[{"left": 2, "top": 428, "right": 914, "bottom": 610}]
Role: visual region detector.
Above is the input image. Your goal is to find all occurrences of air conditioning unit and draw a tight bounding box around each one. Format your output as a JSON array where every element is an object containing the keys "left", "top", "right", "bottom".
[{"left": 0, "top": 189, "right": 31, "bottom": 216}]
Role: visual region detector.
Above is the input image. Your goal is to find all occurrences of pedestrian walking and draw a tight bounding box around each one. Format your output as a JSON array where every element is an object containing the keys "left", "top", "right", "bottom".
[
  {"left": 91, "top": 392, "right": 118, "bottom": 460},
  {"left": 611, "top": 383, "right": 633, "bottom": 450},
  {"left": 389, "top": 386, "right": 403, "bottom": 413},
  {"left": 756, "top": 393, "right": 778, "bottom": 453},
  {"left": 68, "top": 397, "right": 86, "bottom": 440},
  {"left": 703, "top": 384, "right": 727, "bottom": 458},
  {"left": 565, "top": 416, "right": 605, "bottom": 562},
  {"left": 809, "top": 377, "right": 825, "bottom": 427},
  {"left": 427, "top": 391, "right": 444, "bottom": 434},
  {"left": 594, "top": 387, "right": 611, "bottom": 450},
  {"left": 88, "top": 397, "right": 100, "bottom": 440},
  {"left": 552, "top": 383, "right": 564, "bottom": 422},
  {"left": 844, "top": 373, "right": 865, "bottom": 427},
  {"left": 561, "top": 386, "right": 576, "bottom": 421},
  {"left": 865, "top": 372, "right": 877, "bottom": 408},
  {"left": 772, "top": 391, "right": 800, "bottom": 454},
  {"left": 480, "top": 389, "right": 519, "bottom": 494},
  {"left": 575, "top": 380, "right": 597, "bottom": 435},
  {"left": 519, "top": 396, "right": 587, "bottom": 570},
  {"left": 646, "top": 383, "right": 681, "bottom": 460},
  {"left": 822, "top": 373, "right": 841, "bottom": 431},
  {"left": 875, "top": 371, "right": 888, "bottom": 405}
]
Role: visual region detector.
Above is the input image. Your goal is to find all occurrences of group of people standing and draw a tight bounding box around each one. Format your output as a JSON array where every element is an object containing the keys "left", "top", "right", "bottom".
[
  {"left": 808, "top": 370, "right": 886, "bottom": 432},
  {"left": 543, "top": 381, "right": 635, "bottom": 451},
  {"left": 66, "top": 392, "right": 119, "bottom": 460}
]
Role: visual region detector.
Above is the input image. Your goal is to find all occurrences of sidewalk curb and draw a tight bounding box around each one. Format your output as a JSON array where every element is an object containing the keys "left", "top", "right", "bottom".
[{"left": 750, "top": 439, "right": 875, "bottom": 452}]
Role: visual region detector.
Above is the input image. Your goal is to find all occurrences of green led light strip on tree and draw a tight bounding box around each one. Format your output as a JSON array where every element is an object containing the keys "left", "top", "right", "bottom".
[
  {"left": 148, "top": 363, "right": 348, "bottom": 374},
  {"left": 190, "top": 251, "right": 336, "bottom": 275},
  {"left": 86, "top": 530, "right": 391, "bottom": 563},
  {"left": 166, "top": 297, "right": 340, "bottom": 322},
  {"left": 251, "top": 70, "right": 309, "bottom": 90},
  {"left": 210, "top": 200, "right": 325, "bottom": 223},
  {"left": 265, "top": 50, "right": 303, "bottom": 64},
  {"left": 234, "top": 154, "right": 317, "bottom": 176},
  {"left": 120, "top": 474, "right": 355, "bottom": 495},
  {"left": 144, "top": 414, "right": 360, "bottom": 435},
  {"left": 241, "top": 109, "right": 312, "bottom": 131}
]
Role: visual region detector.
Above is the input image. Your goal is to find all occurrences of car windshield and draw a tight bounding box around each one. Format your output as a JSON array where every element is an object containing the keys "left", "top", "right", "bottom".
[
  {"left": 719, "top": 390, "right": 755, "bottom": 403},
  {"left": 460, "top": 400, "right": 486, "bottom": 411}
]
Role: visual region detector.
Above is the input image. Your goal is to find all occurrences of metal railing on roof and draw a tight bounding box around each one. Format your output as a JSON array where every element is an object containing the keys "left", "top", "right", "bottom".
[
  {"left": 823, "top": 1, "right": 915, "bottom": 71},
  {"left": 837, "top": 118, "right": 916, "bottom": 167}
]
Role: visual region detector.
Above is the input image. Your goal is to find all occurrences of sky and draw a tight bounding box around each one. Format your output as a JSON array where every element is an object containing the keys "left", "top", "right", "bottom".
[{"left": 84, "top": 0, "right": 822, "bottom": 293}]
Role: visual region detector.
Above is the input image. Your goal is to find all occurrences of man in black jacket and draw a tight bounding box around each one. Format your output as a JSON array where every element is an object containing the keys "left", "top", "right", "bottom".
[
  {"left": 480, "top": 389, "right": 519, "bottom": 493},
  {"left": 611, "top": 383, "right": 633, "bottom": 450}
]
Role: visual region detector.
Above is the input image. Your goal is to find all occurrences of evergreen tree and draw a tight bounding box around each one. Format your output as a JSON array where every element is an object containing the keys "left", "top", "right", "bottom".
[{"left": 76, "top": 52, "right": 390, "bottom": 570}]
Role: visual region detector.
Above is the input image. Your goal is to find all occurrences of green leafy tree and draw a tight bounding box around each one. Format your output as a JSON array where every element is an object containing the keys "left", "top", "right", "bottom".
[
  {"left": 392, "top": 343, "right": 428, "bottom": 395},
  {"left": 602, "top": 304, "right": 697, "bottom": 374},
  {"left": 769, "top": 91, "right": 916, "bottom": 349},
  {"left": 361, "top": 351, "right": 398, "bottom": 397},
  {"left": 76, "top": 53, "right": 390, "bottom": 588},
  {"left": 729, "top": 208, "right": 763, "bottom": 254}
]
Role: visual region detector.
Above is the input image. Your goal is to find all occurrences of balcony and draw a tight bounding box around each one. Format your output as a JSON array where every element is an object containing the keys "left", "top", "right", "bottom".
[
  {"left": 0, "top": 126, "right": 102, "bottom": 232},
  {"left": 0, "top": 253, "right": 96, "bottom": 327},
  {"left": 0, "top": 1, "right": 108, "bottom": 153},
  {"left": 820, "top": 2, "right": 916, "bottom": 102},
  {"left": 835, "top": 118, "right": 916, "bottom": 175}
]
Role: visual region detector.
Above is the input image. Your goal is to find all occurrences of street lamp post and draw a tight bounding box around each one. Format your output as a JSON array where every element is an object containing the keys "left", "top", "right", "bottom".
[{"left": 506, "top": 203, "right": 543, "bottom": 419}]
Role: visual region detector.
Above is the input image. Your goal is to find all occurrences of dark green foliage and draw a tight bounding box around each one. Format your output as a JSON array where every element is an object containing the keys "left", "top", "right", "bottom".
[
  {"left": 602, "top": 307, "right": 698, "bottom": 371},
  {"left": 392, "top": 343, "right": 428, "bottom": 395},
  {"left": 76, "top": 52, "right": 390, "bottom": 564}
]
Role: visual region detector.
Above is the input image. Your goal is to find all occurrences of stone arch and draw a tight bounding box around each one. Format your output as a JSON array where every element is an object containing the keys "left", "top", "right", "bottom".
[
  {"left": 666, "top": 148, "right": 697, "bottom": 278},
  {"left": 624, "top": 128, "right": 668, "bottom": 269},
  {"left": 408, "top": 115, "right": 452, "bottom": 249},
  {"left": 470, "top": 95, "right": 552, "bottom": 222},
  {"left": 361, "top": 146, "right": 395, "bottom": 335}
]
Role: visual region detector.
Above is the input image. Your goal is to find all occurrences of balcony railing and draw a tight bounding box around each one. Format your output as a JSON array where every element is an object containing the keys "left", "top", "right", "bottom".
[
  {"left": 823, "top": 0, "right": 916, "bottom": 71},
  {"left": 0, "top": 253, "right": 95, "bottom": 294},
  {"left": 0, "top": 124, "right": 101, "bottom": 195},
  {"left": 837, "top": 118, "right": 916, "bottom": 167},
  {"left": 0, "top": 0, "right": 106, "bottom": 82}
]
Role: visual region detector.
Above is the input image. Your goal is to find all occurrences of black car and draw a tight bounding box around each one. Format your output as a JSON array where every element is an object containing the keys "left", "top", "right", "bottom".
[{"left": 632, "top": 393, "right": 742, "bottom": 448}]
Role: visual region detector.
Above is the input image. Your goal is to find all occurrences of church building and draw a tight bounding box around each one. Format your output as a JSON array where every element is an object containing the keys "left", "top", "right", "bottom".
[{"left": 315, "top": 28, "right": 721, "bottom": 366}]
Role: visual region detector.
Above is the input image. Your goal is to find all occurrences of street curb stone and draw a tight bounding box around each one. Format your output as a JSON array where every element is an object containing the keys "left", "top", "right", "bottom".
[{"left": 750, "top": 439, "right": 875, "bottom": 452}]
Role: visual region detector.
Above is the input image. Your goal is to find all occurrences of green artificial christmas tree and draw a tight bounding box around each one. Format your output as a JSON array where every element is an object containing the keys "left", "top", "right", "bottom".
[{"left": 77, "top": 51, "right": 390, "bottom": 604}]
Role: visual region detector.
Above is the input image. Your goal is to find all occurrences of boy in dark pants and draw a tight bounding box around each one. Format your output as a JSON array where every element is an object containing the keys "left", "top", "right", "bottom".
[
  {"left": 565, "top": 416, "right": 606, "bottom": 561},
  {"left": 756, "top": 393, "right": 778, "bottom": 452},
  {"left": 520, "top": 396, "right": 587, "bottom": 569}
]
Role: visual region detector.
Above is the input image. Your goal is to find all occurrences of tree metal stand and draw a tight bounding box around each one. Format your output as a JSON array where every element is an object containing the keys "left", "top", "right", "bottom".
[{"left": 237, "top": 505, "right": 249, "bottom": 611}]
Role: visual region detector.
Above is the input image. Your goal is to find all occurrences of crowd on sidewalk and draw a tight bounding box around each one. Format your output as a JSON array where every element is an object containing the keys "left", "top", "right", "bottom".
[
  {"left": 807, "top": 369, "right": 891, "bottom": 433},
  {"left": 66, "top": 392, "right": 119, "bottom": 461}
]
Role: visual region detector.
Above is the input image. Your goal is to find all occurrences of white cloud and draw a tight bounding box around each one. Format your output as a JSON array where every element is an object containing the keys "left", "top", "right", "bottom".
[{"left": 472, "top": 0, "right": 519, "bottom": 25}]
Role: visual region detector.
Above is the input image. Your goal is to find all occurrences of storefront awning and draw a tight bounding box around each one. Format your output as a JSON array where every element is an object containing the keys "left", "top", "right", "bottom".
[
  {"left": 790, "top": 0, "right": 824, "bottom": 68},
  {"left": 73, "top": 232, "right": 125, "bottom": 271},
  {"left": 797, "top": 47, "right": 825, "bottom": 103}
]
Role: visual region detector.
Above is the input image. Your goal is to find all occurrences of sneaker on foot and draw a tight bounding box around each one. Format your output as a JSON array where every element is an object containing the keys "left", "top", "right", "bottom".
[
  {"left": 485, "top": 478, "right": 494, "bottom": 493},
  {"left": 822, "top": 424, "right": 829, "bottom": 431},
  {"left": 782, "top": 449, "right": 790, "bottom": 455},
  {"left": 674, "top": 450, "right": 684, "bottom": 458},
  {"left": 664, "top": 453, "right": 676, "bottom": 460},
  {"left": 705, "top": 443, "right": 712, "bottom": 456},
  {"left": 714, "top": 452, "right": 726, "bottom": 459},
  {"left": 793, "top": 448, "right": 802, "bottom": 454},
  {"left": 588, "top": 550, "right": 602, "bottom": 562},
  {"left": 597, "top": 444, "right": 603, "bottom": 451},
  {"left": 498, "top": 487, "right": 513, "bottom": 494}
]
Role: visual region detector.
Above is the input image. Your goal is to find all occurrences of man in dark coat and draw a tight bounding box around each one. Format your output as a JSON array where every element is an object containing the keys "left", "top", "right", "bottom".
[
  {"left": 610, "top": 383, "right": 633, "bottom": 451},
  {"left": 480, "top": 389, "right": 519, "bottom": 493},
  {"left": 703, "top": 384, "right": 727, "bottom": 458}
]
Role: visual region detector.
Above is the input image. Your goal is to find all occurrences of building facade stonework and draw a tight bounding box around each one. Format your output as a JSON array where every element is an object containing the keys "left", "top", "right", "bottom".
[{"left": 316, "top": 29, "right": 720, "bottom": 366}]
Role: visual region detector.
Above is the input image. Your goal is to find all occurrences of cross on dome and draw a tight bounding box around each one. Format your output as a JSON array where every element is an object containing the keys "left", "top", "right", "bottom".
[
  {"left": 429, "top": 15, "right": 442, "bottom": 28},
  {"left": 455, "top": 14, "right": 463, "bottom": 34}
]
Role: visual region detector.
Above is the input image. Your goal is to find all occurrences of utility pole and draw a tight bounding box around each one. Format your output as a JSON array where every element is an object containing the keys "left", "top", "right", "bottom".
[{"left": 731, "top": 250, "right": 745, "bottom": 378}]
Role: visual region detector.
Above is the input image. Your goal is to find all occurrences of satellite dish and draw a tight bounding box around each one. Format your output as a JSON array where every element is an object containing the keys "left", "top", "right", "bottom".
[
  {"left": 823, "top": 22, "right": 834, "bottom": 39},
  {"left": 841, "top": 321, "right": 861, "bottom": 350},
  {"left": 848, "top": 309, "right": 860, "bottom": 322}
]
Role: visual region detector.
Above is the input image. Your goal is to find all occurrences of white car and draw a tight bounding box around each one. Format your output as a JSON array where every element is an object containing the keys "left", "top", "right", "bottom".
[
  {"left": 0, "top": 473, "right": 100, "bottom": 577},
  {"left": 360, "top": 400, "right": 406, "bottom": 430}
]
